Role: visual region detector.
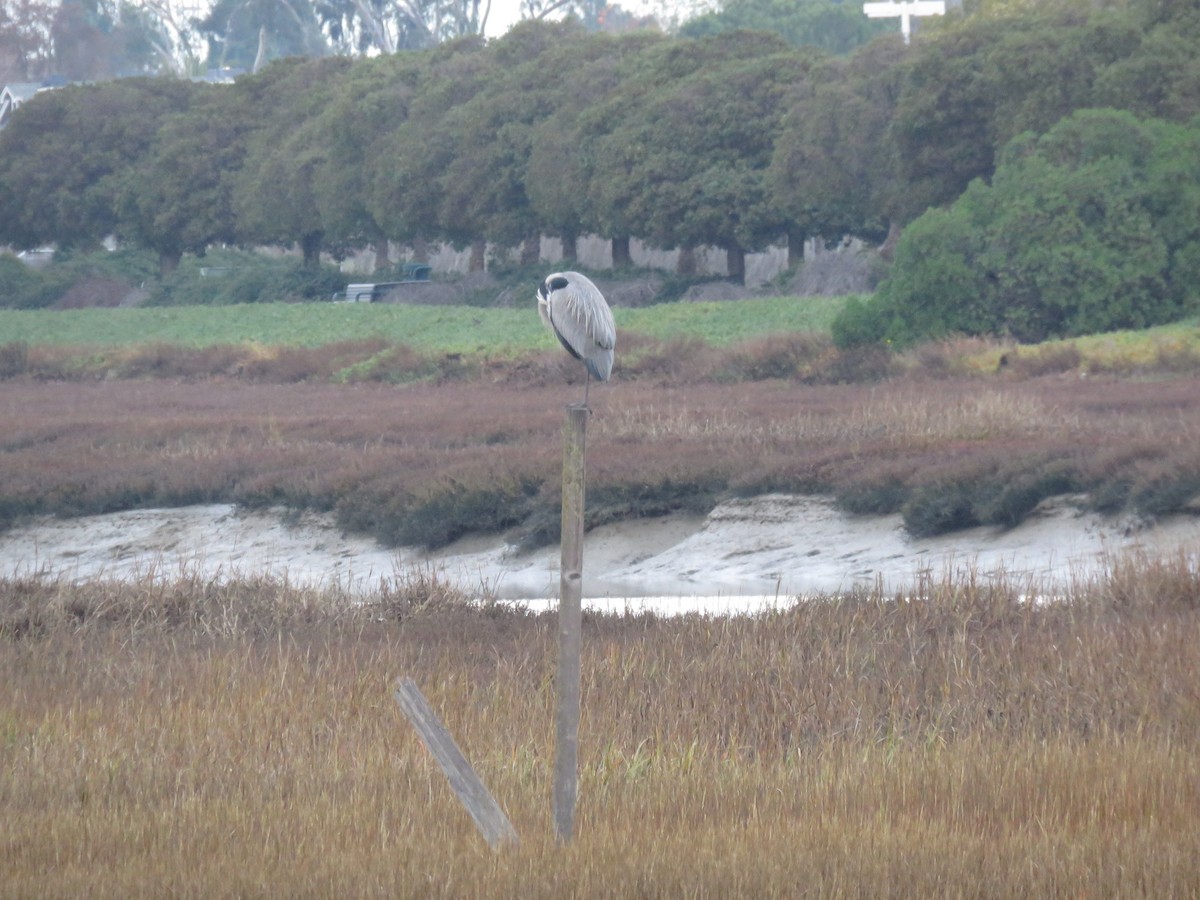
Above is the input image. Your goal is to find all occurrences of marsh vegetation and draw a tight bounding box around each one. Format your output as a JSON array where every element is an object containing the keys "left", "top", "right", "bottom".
[
  {"left": 3, "top": 557, "right": 1199, "bottom": 895},
  {"left": 3, "top": 295, "right": 1199, "bottom": 892}
]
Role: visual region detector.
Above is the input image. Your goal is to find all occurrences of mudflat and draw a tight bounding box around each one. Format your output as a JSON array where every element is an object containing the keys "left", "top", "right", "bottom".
[{"left": 2, "top": 494, "right": 1195, "bottom": 607}]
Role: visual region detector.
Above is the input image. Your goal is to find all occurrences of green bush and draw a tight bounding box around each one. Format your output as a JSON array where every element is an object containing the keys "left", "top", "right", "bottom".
[
  {"left": 974, "top": 464, "right": 1079, "bottom": 528},
  {"left": 830, "top": 295, "right": 892, "bottom": 349},
  {"left": 0, "top": 255, "right": 49, "bottom": 308},
  {"left": 872, "top": 109, "right": 1200, "bottom": 346},
  {"left": 901, "top": 481, "right": 981, "bottom": 537},
  {"left": 345, "top": 480, "right": 541, "bottom": 551},
  {"left": 586, "top": 478, "right": 724, "bottom": 529},
  {"left": 1129, "top": 468, "right": 1200, "bottom": 519},
  {"left": 836, "top": 478, "right": 908, "bottom": 516}
]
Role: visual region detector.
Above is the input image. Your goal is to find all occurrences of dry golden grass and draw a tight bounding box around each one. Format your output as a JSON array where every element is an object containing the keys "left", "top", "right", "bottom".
[{"left": 3, "top": 556, "right": 1199, "bottom": 896}]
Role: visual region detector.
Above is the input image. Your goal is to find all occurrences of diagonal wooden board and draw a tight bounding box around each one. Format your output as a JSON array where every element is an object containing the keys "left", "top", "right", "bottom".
[{"left": 394, "top": 677, "right": 519, "bottom": 850}]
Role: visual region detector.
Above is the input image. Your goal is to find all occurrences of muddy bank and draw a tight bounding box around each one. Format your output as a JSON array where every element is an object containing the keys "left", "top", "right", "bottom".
[{"left": 2, "top": 494, "right": 1197, "bottom": 606}]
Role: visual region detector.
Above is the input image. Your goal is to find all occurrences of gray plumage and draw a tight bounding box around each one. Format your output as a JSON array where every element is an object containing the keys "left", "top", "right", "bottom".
[{"left": 537, "top": 271, "right": 616, "bottom": 405}]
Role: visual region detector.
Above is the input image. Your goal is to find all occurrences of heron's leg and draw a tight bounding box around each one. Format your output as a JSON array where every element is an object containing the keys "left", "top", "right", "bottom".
[{"left": 583, "top": 371, "right": 591, "bottom": 408}]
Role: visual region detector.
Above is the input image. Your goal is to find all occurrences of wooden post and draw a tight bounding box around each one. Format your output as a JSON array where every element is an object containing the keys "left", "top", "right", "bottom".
[
  {"left": 393, "top": 677, "right": 519, "bottom": 850},
  {"left": 554, "top": 405, "right": 587, "bottom": 842}
]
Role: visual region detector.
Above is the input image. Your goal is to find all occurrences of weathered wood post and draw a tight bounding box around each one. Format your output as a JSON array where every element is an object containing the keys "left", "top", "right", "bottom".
[
  {"left": 553, "top": 405, "right": 587, "bottom": 842},
  {"left": 393, "top": 677, "right": 519, "bottom": 850}
]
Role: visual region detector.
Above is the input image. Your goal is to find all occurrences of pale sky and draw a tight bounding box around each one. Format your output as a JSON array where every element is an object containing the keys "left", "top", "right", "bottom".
[{"left": 483, "top": 0, "right": 527, "bottom": 37}]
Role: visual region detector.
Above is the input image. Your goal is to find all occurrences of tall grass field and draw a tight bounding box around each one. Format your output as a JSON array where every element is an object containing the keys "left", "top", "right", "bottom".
[{"left": 3, "top": 557, "right": 1200, "bottom": 896}]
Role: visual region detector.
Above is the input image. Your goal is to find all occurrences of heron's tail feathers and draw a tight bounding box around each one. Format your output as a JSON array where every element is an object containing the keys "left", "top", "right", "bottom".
[{"left": 583, "top": 348, "right": 614, "bottom": 383}]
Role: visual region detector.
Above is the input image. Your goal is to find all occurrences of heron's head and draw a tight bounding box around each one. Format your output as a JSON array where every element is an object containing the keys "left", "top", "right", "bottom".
[{"left": 538, "top": 274, "right": 570, "bottom": 303}]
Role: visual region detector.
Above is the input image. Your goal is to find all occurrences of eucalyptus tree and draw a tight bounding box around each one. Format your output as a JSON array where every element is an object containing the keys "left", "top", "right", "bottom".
[
  {"left": 49, "top": 0, "right": 173, "bottom": 78},
  {"left": 0, "top": 0, "right": 56, "bottom": 81},
  {"left": 517, "top": 0, "right": 646, "bottom": 31},
  {"left": 312, "top": 0, "right": 496, "bottom": 54},
  {"left": 316, "top": 0, "right": 434, "bottom": 52},
  {"left": 586, "top": 30, "right": 819, "bottom": 283},
  {"left": 198, "top": 0, "right": 329, "bottom": 70}
]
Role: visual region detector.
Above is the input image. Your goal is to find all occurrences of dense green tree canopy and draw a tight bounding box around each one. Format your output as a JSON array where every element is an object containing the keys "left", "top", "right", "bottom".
[
  {"left": 115, "top": 85, "right": 244, "bottom": 274},
  {"left": 584, "top": 30, "right": 818, "bottom": 277},
  {"left": 367, "top": 36, "right": 489, "bottom": 251},
  {"left": 311, "top": 53, "right": 425, "bottom": 269},
  {"left": 432, "top": 21, "right": 590, "bottom": 251},
  {"left": 769, "top": 38, "right": 905, "bottom": 253},
  {"left": 0, "top": 77, "right": 198, "bottom": 251},
  {"left": 230, "top": 56, "right": 354, "bottom": 263},
  {"left": 525, "top": 29, "right": 664, "bottom": 255},
  {"left": 681, "top": 0, "right": 889, "bottom": 54},
  {"left": 845, "top": 110, "right": 1200, "bottom": 345},
  {"left": 888, "top": 7, "right": 1152, "bottom": 218}
]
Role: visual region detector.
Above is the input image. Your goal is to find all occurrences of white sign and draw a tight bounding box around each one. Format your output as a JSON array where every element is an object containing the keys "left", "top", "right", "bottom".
[{"left": 863, "top": 0, "right": 946, "bottom": 44}]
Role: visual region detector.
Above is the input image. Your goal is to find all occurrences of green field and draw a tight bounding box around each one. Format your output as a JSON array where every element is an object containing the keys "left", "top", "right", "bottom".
[{"left": 0, "top": 295, "right": 848, "bottom": 354}]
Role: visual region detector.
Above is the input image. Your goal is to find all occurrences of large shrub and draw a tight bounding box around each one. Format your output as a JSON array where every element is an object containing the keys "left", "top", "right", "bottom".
[
  {"left": 0, "top": 255, "right": 53, "bottom": 309},
  {"left": 838, "top": 110, "right": 1200, "bottom": 346}
]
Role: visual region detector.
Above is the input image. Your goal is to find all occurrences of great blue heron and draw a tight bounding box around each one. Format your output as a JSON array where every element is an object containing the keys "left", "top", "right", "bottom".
[{"left": 537, "top": 271, "right": 616, "bottom": 407}]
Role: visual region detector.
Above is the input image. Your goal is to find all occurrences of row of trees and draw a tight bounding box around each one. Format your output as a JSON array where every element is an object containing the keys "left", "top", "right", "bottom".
[{"left": 1, "top": 0, "right": 1198, "bottom": 289}]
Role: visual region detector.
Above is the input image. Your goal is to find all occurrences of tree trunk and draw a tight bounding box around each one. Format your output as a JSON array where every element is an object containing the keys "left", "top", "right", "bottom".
[
  {"left": 412, "top": 237, "right": 430, "bottom": 264},
  {"left": 676, "top": 245, "right": 697, "bottom": 277},
  {"left": 301, "top": 232, "right": 323, "bottom": 268},
  {"left": 469, "top": 239, "right": 486, "bottom": 272},
  {"left": 879, "top": 220, "right": 902, "bottom": 261},
  {"left": 726, "top": 245, "right": 746, "bottom": 285},
  {"left": 560, "top": 232, "right": 577, "bottom": 262},
  {"left": 787, "top": 228, "right": 806, "bottom": 269},
  {"left": 159, "top": 248, "right": 182, "bottom": 278},
  {"left": 520, "top": 234, "right": 540, "bottom": 267},
  {"left": 252, "top": 25, "right": 268, "bottom": 74},
  {"left": 611, "top": 236, "right": 631, "bottom": 269},
  {"left": 372, "top": 226, "right": 390, "bottom": 273}
]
